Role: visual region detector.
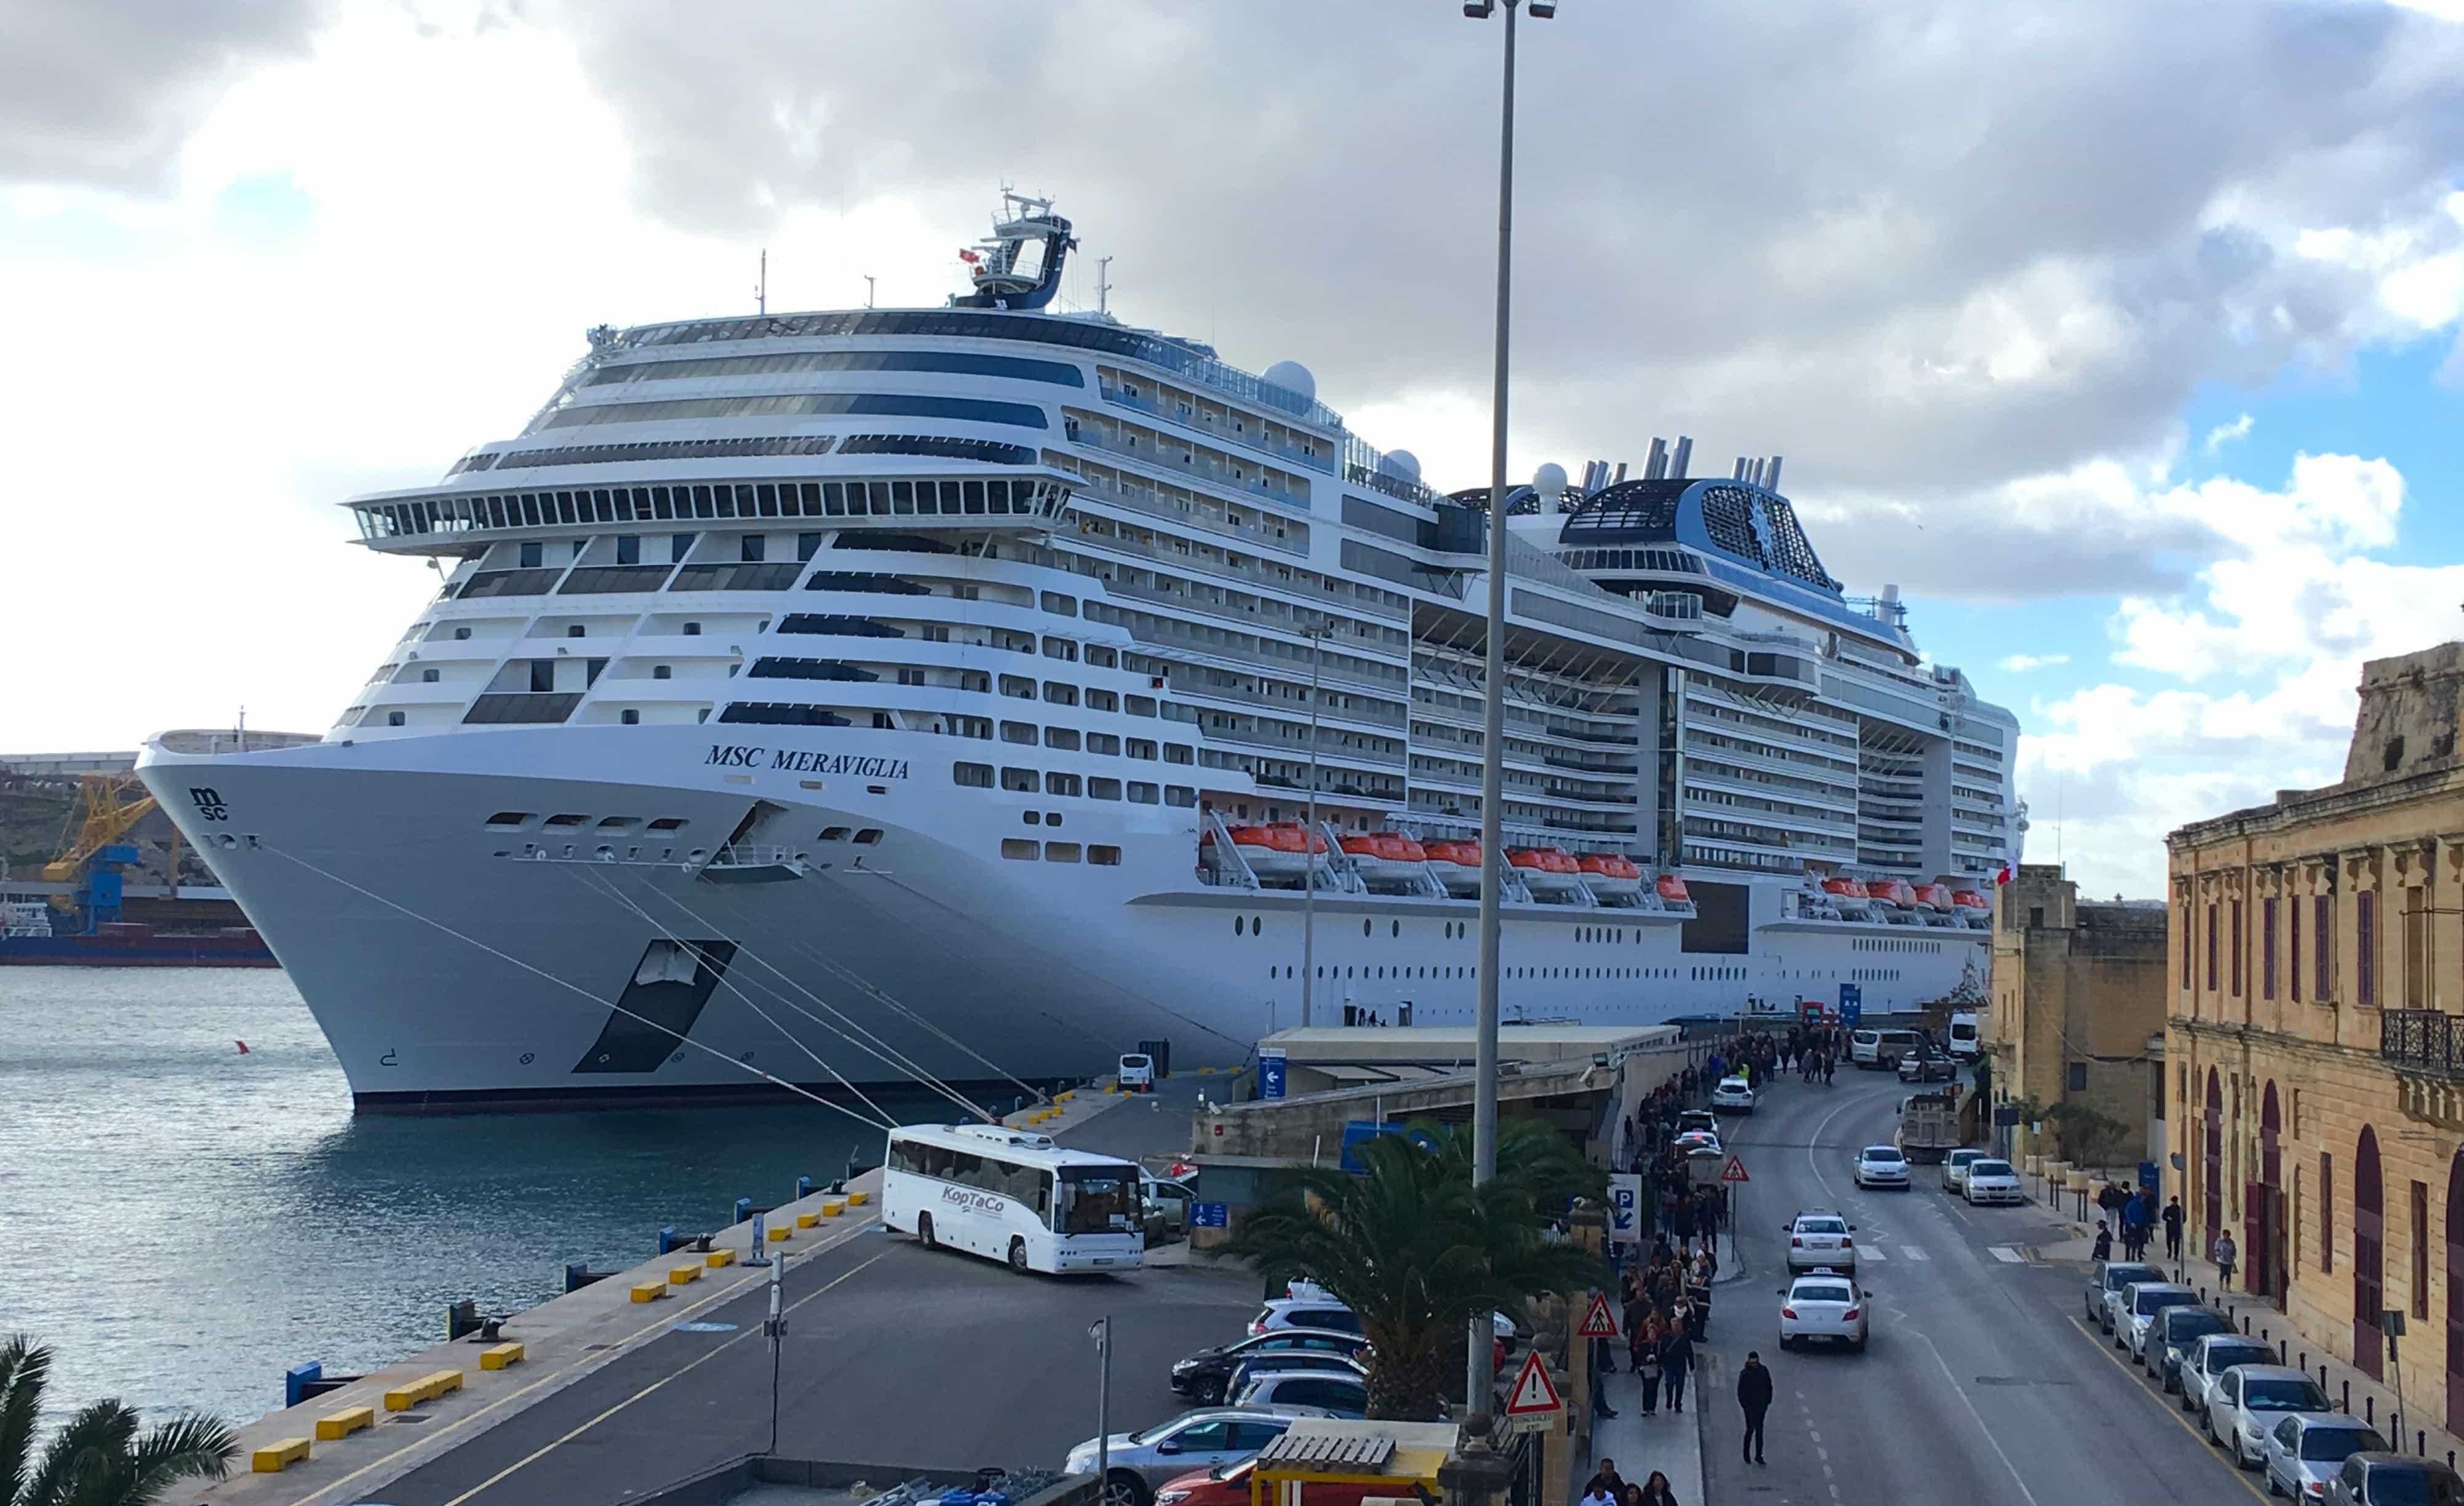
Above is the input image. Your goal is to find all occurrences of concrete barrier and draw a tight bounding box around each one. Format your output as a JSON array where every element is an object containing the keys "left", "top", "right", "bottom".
[
  {"left": 847, "top": 1190, "right": 870, "bottom": 1206},
  {"left": 480, "top": 1342, "right": 525, "bottom": 1371},
  {"left": 383, "top": 1369, "right": 464, "bottom": 1411},
  {"left": 251, "top": 1436, "right": 312, "bottom": 1472},
  {"left": 706, "top": 1248, "right": 737, "bottom": 1268},
  {"left": 668, "top": 1263, "right": 702, "bottom": 1285},
  {"left": 795, "top": 1211, "right": 819, "bottom": 1229},
  {"left": 821, "top": 1198, "right": 846, "bottom": 1217},
  {"left": 768, "top": 1224, "right": 794, "bottom": 1242},
  {"left": 315, "top": 1406, "right": 375, "bottom": 1441},
  {"left": 630, "top": 1281, "right": 668, "bottom": 1303}
]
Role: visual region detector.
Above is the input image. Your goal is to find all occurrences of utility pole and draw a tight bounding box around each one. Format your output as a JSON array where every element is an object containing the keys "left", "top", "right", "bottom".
[
  {"left": 764, "top": 1248, "right": 786, "bottom": 1452},
  {"left": 1090, "top": 1317, "right": 1112, "bottom": 1492}
]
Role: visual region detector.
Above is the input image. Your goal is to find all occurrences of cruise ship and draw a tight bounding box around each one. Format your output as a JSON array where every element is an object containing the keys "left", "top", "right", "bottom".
[{"left": 138, "top": 197, "right": 2020, "bottom": 1110}]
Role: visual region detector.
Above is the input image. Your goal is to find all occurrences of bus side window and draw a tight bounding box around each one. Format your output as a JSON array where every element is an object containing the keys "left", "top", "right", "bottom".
[{"left": 1038, "top": 1173, "right": 1053, "bottom": 1216}]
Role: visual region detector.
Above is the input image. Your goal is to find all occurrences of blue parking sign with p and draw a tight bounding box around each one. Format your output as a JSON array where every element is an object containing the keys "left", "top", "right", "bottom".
[{"left": 1608, "top": 1173, "right": 1641, "bottom": 1245}]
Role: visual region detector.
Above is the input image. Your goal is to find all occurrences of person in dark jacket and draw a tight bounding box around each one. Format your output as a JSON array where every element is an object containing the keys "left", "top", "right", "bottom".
[
  {"left": 1736, "top": 1350, "right": 1774, "bottom": 1464},
  {"left": 1658, "top": 1323, "right": 1693, "bottom": 1413},
  {"left": 2163, "top": 1196, "right": 2185, "bottom": 1261},
  {"left": 2091, "top": 1219, "right": 2113, "bottom": 1262},
  {"left": 1637, "top": 1471, "right": 1679, "bottom": 1506}
]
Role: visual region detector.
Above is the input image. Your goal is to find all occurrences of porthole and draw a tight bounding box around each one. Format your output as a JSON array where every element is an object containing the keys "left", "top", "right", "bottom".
[
  {"left": 1363, "top": 919, "right": 1372, "bottom": 938},
  {"left": 853, "top": 829, "right": 883, "bottom": 844},
  {"left": 1235, "top": 916, "right": 1245, "bottom": 936},
  {"left": 1390, "top": 920, "right": 1400, "bottom": 938}
]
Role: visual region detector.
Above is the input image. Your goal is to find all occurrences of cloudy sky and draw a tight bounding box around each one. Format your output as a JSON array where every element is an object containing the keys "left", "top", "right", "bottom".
[{"left": 5, "top": 0, "right": 2462, "bottom": 898}]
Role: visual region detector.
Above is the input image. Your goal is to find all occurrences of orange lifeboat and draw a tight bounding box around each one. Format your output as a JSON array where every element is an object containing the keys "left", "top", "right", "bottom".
[
  {"left": 1654, "top": 873, "right": 1693, "bottom": 906},
  {"left": 1509, "top": 846, "right": 1583, "bottom": 896},
  {"left": 1822, "top": 878, "right": 1868, "bottom": 900},
  {"left": 1342, "top": 832, "right": 1430, "bottom": 887},
  {"left": 1913, "top": 883, "right": 1953, "bottom": 912},
  {"left": 1425, "top": 839, "right": 1485, "bottom": 896},
  {"left": 1820, "top": 876, "right": 1876, "bottom": 918},
  {"left": 1872, "top": 879, "right": 1920, "bottom": 921},
  {"left": 1577, "top": 853, "right": 1643, "bottom": 899},
  {"left": 1226, "top": 823, "right": 1309, "bottom": 880},
  {"left": 1952, "top": 888, "right": 1993, "bottom": 927}
]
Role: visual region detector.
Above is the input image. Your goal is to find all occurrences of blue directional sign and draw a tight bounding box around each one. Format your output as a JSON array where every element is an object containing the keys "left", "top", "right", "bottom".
[
  {"left": 1258, "top": 1049, "right": 1288, "bottom": 1100},
  {"left": 1838, "top": 982, "right": 1862, "bottom": 1028},
  {"left": 1192, "top": 1202, "right": 1229, "bottom": 1229}
]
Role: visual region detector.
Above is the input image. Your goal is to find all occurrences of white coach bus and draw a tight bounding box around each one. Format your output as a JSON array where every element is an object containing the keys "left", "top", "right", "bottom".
[{"left": 881, "top": 1123, "right": 1144, "bottom": 1274}]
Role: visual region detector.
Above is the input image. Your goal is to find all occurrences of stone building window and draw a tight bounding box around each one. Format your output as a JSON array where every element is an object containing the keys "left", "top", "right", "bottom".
[
  {"left": 2320, "top": 1152, "right": 2335, "bottom": 1273},
  {"left": 2206, "top": 904, "right": 2219, "bottom": 992},
  {"left": 2314, "top": 898, "right": 2332, "bottom": 1000},
  {"left": 2230, "top": 899, "right": 2243, "bottom": 996},
  {"left": 2412, "top": 1180, "right": 2430, "bottom": 1320},
  {"left": 2356, "top": 891, "right": 2377, "bottom": 1007},
  {"left": 2067, "top": 1062, "right": 2087, "bottom": 1093},
  {"left": 2262, "top": 898, "right": 2278, "bottom": 1000}
]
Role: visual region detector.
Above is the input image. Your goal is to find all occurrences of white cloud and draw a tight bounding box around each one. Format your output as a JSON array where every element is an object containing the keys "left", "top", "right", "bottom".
[
  {"left": 2204, "top": 413, "right": 2254, "bottom": 453},
  {"left": 1998, "top": 654, "right": 2073, "bottom": 672}
]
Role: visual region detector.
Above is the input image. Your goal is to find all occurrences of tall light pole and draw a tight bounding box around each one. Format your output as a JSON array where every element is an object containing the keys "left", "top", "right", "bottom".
[
  {"left": 1301, "top": 618, "right": 1331, "bottom": 1028},
  {"left": 1461, "top": 0, "right": 1554, "bottom": 1431}
]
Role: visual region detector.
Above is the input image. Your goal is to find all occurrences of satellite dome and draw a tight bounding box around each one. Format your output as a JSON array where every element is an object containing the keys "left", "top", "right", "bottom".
[
  {"left": 1261, "top": 360, "right": 1317, "bottom": 404},
  {"left": 1533, "top": 461, "right": 1568, "bottom": 496},
  {"left": 1379, "top": 449, "right": 1421, "bottom": 480}
]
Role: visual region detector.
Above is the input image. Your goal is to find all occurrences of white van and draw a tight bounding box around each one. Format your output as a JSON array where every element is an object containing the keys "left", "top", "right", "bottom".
[
  {"left": 1118, "top": 1052, "right": 1156, "bottom": 1093},
  {"left": 1850, "top": 1028, "right": 1926, "bottom": 1070},
  {"left": 1947, "top": 1010, "right": 1980, "bottom": 1061}
]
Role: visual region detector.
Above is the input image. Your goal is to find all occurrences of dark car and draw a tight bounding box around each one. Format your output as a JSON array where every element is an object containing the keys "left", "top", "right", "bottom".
[
  {"left": 1171, "top": 1328, "right": 1370, "bottom": 1406},
  {"left": 2326, "top": 1452, "right": 2464, "bottom": 1505},
  {"left": 2154, "top": 1307, "right": 2236, "bottom": 1390},
  {"left": 1895, "top": 1050, "right": 1956, "bottom": 1083}
]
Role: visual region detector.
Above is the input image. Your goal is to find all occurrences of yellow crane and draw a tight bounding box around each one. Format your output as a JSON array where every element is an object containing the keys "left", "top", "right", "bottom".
[{"left": 44, "top": 774, "right": 167, "bottom": 928}]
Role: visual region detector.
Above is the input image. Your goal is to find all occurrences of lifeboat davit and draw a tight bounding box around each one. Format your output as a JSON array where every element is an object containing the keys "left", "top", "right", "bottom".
[
  {"left": 1577, "top": 853, "right": 1644, "bottom": 899},
  {"left": 1821, "top": 877, "right": 1875, "bottom": 917},
  {"left": 1341, "top": 832, "right": 1429, "bottom": 886},
  {"left": 1509, "top": 847, "right": 1584, "bottom": 896},
  {"left": 1424, "top": 839, "right": 1485, "bottom": 896},
  {"left": 1200, "top": 823, "right": 1309, "bottom": 880},
  {"left": 1952, "top": 888, "right": 1993, "bottom": 926},
  {"left": 1654, "top": 874, "right": 1694, "bottom": 908}
]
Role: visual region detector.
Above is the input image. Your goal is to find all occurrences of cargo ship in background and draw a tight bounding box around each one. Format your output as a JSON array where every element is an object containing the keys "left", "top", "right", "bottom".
[{"left": 0, "top": 902, "right": 277, "bottom": 966}]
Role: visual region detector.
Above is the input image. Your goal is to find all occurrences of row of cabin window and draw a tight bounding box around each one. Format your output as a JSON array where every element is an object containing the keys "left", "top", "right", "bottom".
[
  {"left": 999, "top": 840, "right": 1125, "bottom": 864},
  {"left": 955, "top": 762, "right": 1195, "bottom": 807},
  {"left": 370, "top": 477, "right": 1057, "bottom": 538},
  {"left": 995, "top": 725, "right": 1193, "bottom": 760},
  {"left": 1852, "top": 938, "right": 1944, "bottom": 954}
]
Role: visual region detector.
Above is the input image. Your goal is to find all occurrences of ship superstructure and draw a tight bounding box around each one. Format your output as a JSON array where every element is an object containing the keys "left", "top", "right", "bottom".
[{"left": 138, "top": 198, "right": 2020, "bottom": 1109}]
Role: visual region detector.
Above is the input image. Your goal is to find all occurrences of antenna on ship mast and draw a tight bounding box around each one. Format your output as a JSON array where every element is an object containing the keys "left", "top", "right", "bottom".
[
  {"left": 756, "top": 248, "right": 767, "bottom": 316},
  {"left": 1096, "top": 256, "right": 1114, "bottom": 317}
]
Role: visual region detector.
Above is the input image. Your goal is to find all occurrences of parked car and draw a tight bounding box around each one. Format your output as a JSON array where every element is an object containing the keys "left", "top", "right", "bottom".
[
  {"left": 2325, "top": 1452, "right": 2464, "bottom": 1505},
  {"left": 1677, "top": 1109, "right": 1718, "bottom": 1137},
  {"left": 2179, "top": 1333, "right": 2275, "bottom": 1419},
  {"left": 1142, "top": 1171, "right": 1197, "bottom": 1239},
  {"left": 1711, "top": 1076, "right": 1758, "bottom": 1115},
  {"left": 1777, "top": 1271, "right": 1867, "bottom": 1352},
  {"left": 1943, "top": 1148, "right": 1985, "bottom": 1195},
  {"left": 1223, "top": 1350, "right": 1370, "bottom": 1403},
  {"left": 1171, "top": 1329, "right": 1370, "bottom": 1406},
  {"left": 1234, "top": 1368, "right": 1368, "bottom": 1420},
  {"left": 2262, "top": 1413, "right": 2387, "bottom": 1501},
  {"left": 1280, "top": 1280, "right": 1515, "bottom": 1347},
  {"left": 1119, "top": 1052, "right": 1157, "bottom": 1093},
  {"left": 1066, "top": 1409, "right": 1313, "bottom": 1506},
  {"left": 1963, "top": 1158, "right": 2023, "bottom": 1206},
  {"left": 2113, "top": 1281, "right": 2199, "bottom": 1364},
  {"left": 2152, "top": 1306, "right": 2236, "bottom": 1388},
  {"left": 1852, "top": 1145, "right": 1910, "bottom": 1190},
  {"left": 1850, "top": 1027, "right": 1925, "bottom": 1069},
  {"left": 2204, "top": 1365, "right": 2333, "bottom": 1468},
  {"left": 2084, "top": 1260, "right": 2159, "bottom": 1329},
  {"left": 1896, "top": 1050, "right": 1956, "bottom": 1083},
  {"left": 1154, "top": 1458, "right": 1416, "bottom": 1506},
  {"left": 1784, "top": 1211, "right": 1857, "bottom": 1271},
  {"left": 1248, "top": 1299, "right": 1362, "bottom": 1338}
]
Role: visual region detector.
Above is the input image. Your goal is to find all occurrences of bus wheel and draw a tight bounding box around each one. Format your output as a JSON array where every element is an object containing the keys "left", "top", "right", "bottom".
[
  {"left": 1009, "top": 1237, "right": 1030, "bottom": 1272},
  {"left": 918, "top": 1214, "right": 937, "bottom": 1251}
]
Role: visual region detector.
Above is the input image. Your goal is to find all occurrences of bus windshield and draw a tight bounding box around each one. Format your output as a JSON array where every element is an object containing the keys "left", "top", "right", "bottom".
[{"left": 1056, "top": 1165, "right": 1137, "bottom": 1234}]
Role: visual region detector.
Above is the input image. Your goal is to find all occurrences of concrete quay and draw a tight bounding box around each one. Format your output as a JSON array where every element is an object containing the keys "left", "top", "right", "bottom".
[{"left": 198, "top": 1077, "right": 1235, "bottom": 1506}]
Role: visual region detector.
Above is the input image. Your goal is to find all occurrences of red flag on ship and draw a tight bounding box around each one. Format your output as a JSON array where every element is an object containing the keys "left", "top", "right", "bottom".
[
  {"left": 958, "top": 248, "right": 981, "bottom": 264},
  {"left": 1993, "top": 861, "right": 2015, "bottom": 886}
]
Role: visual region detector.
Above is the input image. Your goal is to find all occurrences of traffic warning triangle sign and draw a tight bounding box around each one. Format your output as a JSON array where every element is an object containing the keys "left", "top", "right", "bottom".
[
  {"left": 1720, "top": 1154, "right": 1751, "bottom": 1183},
  {"left": 1575, "top": 1290, "right": 1621, "bottom": 1339},
  {"left": 1502, "top": 1348, "right": 1563, "bottom": 1416}
]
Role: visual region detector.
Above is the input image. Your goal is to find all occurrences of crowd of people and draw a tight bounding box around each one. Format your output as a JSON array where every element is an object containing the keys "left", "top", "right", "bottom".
[{"left": 2089, "top": 1182, "right": 2188, "bottom": 1267}]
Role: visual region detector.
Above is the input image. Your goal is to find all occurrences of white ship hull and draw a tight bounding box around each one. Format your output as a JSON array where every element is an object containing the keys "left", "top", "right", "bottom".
[{"left": 140, "top": 725, "right": 1989, "bottom": 1110}]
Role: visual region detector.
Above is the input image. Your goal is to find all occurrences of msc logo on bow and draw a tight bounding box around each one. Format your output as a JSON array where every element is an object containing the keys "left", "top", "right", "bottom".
[{"left": 188, "top": 787, "right": 229, "bottom": 822}]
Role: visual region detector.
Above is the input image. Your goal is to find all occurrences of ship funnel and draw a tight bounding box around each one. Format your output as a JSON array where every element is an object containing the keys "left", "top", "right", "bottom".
[
  {"left": 1644, "top": 437, "right": 1667, "bottom": 480},
  {"left": 1764, "top": 455, "right": 1783, "bottom": 492},
  {"left": 1613, "top": 460, "right": 1628, "bottom": 483},
  {"left": 1670, "top": 436, "right": 1693, "bottom": 479}
]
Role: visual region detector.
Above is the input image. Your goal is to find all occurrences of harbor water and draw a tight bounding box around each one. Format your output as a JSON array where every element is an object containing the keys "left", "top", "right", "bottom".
[{"left": 0, "top": 968, "right": 932, "bottom": 1429}]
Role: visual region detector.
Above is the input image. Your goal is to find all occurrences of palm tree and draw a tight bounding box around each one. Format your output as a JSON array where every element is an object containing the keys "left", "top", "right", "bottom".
[
  {"left": 1223, "top": 1119, "right": 1603, "bottom": 1420},
  {"left": 1, "top": 1337, "right": 237, "bottom": 1506}
]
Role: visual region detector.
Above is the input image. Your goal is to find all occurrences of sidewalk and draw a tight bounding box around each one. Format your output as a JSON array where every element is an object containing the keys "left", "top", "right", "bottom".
[{"left": 1585, "top": 1367, "right": 1704, "bottom": 1505}]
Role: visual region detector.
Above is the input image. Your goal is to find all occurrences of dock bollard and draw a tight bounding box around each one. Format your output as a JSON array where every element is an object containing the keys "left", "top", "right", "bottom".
[
  {"left": 448, "top": 1299, "right": 482, "bottom": 1342},
  {"left": 735, "top": 1197, "right": 754, "bottom": 1225},
  {"left": 2343, "top": 1380, "right": 2351, "bottom": 1414},
  {"left": 565, "top": 1262, "right": 617, "bottom": 1293},
  {"left": 796, "top": 1176, "right": 815, "bottom": 1200},
  {"left": 2367, "top": 1396, "right": 2375, "bottom": 1425},
  {"left": 658, "top": 1225, "right": 680, "bottom": 1256}
]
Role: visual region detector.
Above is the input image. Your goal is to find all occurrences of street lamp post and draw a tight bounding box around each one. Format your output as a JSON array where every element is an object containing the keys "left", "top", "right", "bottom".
[
  {"left": 1301, "top": 618, "right": 1330, "bottom": 1027},
  {"left": 1460, "top": 0, "right": 1553, "bottom": 1430}
]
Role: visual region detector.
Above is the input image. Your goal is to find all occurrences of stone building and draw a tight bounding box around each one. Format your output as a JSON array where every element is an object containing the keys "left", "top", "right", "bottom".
[
  {"left": 2166, "top": 643, "right": 2464, "bottom": 1430},
  {"left": 1982, "top": 864, "right": 2169, "bottom": 1168}
]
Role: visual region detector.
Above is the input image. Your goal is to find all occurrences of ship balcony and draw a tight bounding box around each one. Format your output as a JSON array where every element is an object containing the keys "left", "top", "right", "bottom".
[
  {"left": 1166, "top": 675, "right": 1408, "bottom": 731},
  {"left": 1685, "top": 765, "right": 1857, "bottom": 817},
  {"left": 361, "top": 682, "right": 485, "bottom": 710},
  {"left": 1088, "top": 543, "right": 1409, "bottom": 626},
  {"left": 1096, "top": 386, "right": 1338, "bottom": 475},
  {"left": 1202, "top": 726, "right": 1405, "bottom": 770},
  {"left": 1064, "top": 425, "right": 1315, "bottom": 512},
  {"left": 1858, "top": 807, "right": 1924, "bottom": 828},
  {"left": 1066, "top": 475, "right": 1312, "bottom": 560}
]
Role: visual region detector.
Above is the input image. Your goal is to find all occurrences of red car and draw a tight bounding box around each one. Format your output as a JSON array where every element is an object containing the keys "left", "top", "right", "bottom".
[{"left": 1154, "top": 1459, "right": 1412, "bottom": 1506}]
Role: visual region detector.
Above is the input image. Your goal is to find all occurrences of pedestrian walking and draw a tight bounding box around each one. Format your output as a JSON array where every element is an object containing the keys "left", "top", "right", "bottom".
[
  {"left": 1736, "top": 1350, "right": 1774, "bottom": 1465},
  {"left": 1634, "top": 1312, "right": 1664, "bottom": 1415},
  {"left": 1659, "top": 1322, "right": 1692, "bottom": 1414},
  {"left": 2214, "top": 1230, "right": 2239, "bottom": 1289},
  {"left": 2163, "top": 1196, "right": 2185, "bottom": 1262},
  {"left": 2091, "top": 1220, "right": 2112, "bottom": 1262}
]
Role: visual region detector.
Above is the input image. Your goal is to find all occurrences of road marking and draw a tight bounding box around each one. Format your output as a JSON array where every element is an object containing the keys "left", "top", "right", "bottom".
[
  {"left": 2065, "top": 1315, "right": 2272, "bottom": 1505},
  {"left": 1902, "top": 1246, "right": 1930, "bottom": 1261},
  {"left": 1862, "top": 1246, "right": 1887, "bottom": 1261},
  {"left": 1907, "top": 1327, "right": 2046, "bottom": 1506},
  {"left": 436, "top": 1246, "right": 899, "bottom": 1506},
  {"left": 1989, "top": 1246, "right": 2025, "bottom": 1263}
]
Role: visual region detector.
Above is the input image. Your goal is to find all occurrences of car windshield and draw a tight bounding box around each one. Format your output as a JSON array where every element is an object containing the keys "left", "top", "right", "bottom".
[
  {"left": 1950, "top": 1151, "right": 1980, "bottom": 1165},
  {"left": 2103, "top": 1266, "right": 2155, "bottom": 1290},
  {"left": 2362, "top": 1465, "right": 2462, "bottom": 1505},
  {"left": 1056, "top": 1165, "right": 1137, "bottom": 1235},
  {"left": 2204, "top": 1344, "right": 2270, "bottom": 1371},
  {"left": 1795, "top": 1284, "right": 1852, "bottom": 1303},
  {"left": 1122, "top": 1054, "right": 1150, "bottom": 1068},
  {"left": 1129, "top": 1416, "right": 1194, "bottom": 1444},
  {"left": 1972, "top": 1161, "right": 2014, "bottom": 1177},
  {"left": 2137, "top": 1291, "right": 2195, "bottom": 1315},
  {"left": 2300, "top": 1427, "right": 2386, "bottom": 1462},
  {"left": 2244, "top": 1379, "right": 2330, "bottom": 1411},
  {"left": 2167, "top": 1312, "right": 2230, "bottom": 1341},
  {"left": 1865, "top": 1149, "right": 1904, "bottom": 1163},
  {"left": 1800, "top": 1219, "right": 1847, "bottom": 1235}
]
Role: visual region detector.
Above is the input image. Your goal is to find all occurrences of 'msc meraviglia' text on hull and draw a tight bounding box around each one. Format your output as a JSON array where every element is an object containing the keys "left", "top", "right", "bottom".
[{"left": 138, "top": 197, "right": 2020, "bottom": 1110}]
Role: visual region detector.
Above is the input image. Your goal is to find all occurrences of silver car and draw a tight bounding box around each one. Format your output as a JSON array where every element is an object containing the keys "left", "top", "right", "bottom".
[
  {"left": 1066, "top": 1408, "right": 1312, "bottom": 1506},
  {"left": 1852, "top": 1145, "right": 1910, "bottom": 1190},
  {"left": 2263, "top": 1412, "right": 2386, "bottom": 1500},
  {"left": 2206, "top": 1365, "right": 2333, "bottom": 1468},
  {"left": 2114, "top": 1281, "right": 2199, "bottom": 1363},
  {"left": 2085, "top": 1259, "right": 2159, "bottom": 1329},
  {"left": 2179, "top": 1333, "right": 2275, "bottom": 1419}
]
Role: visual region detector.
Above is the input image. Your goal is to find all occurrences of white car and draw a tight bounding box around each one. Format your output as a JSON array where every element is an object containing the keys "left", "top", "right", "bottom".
[
  {"left": 1066, "top": 1409, "right": 1309, "bottom": 1504},
  {"left": 2114, "top": 1281, "right": 2199, "bottom": 1363},
  {"left": 1141, "top": 1171, "right": 1197, "bottom": 1235},
  {"left": 1777, "top": 1271, "right": 1867, "bottom": 1352},
  {"left": 2179, "top": 1333, "right": 2274, "bottom": 1419},
  {"left": 1673, "top": 1130, "right": 1721, "bottom": 1158},
  {"left": 1852, "top": 1145, "right": 1910, "bottom": 1190},
  {"left": 1963, "top": 1157, "right": 2022, "bottom": 1205},
  {"left": 2205, "top": 1366, "right": 2333, "bottom": 1468},
  {"left": 2262, "top": 1412, "right": 2387, "bottom": 1500},
  {"left": 1784, "top": 1211, "right": 1857, "bottom": 1271},
  {"left": 1941, "top": 1148, "right": 1984, "bottom": 1194},
  {"left": 1281, "top": 1280, "right": 1517, "bottom": 1348},
  {"left": 1710, "top": 1075, "right": 1758, "bottom": 1114},
  {"left": 1118, "top": 1051, "right": 1157, "bottom": 1092}
]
